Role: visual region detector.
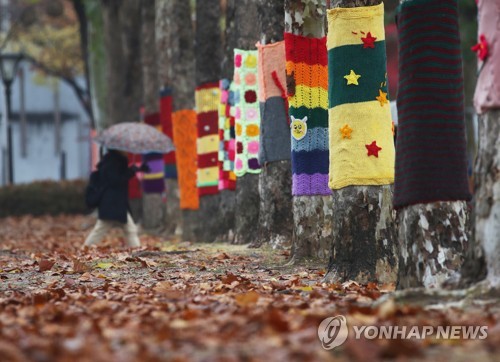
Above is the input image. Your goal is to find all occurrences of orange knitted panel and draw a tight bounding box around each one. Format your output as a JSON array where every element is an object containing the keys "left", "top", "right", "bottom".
[
  {"left": 172, "top": 110, "right": 199, "bottom": 210},
  {"left": 285, "top": 62, "right": 328, "bottom": 90}
]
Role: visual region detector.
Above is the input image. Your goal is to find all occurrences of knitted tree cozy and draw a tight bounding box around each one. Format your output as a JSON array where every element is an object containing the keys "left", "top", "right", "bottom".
[
  {"left": 172, "top": 110, "right": 199, "bottom": 210},
  {"left": 195, "top": 82, "right": 220, "bottom": 196},
  {"left": 394, "top": 0, "right": 471, "bottom": 208},
  {"left": 327, "top": 3, "right": 395, "bottom": 191},
  {"left": 127, "top": 153, "right": 142, "bottom": 199},
  {"left": 256, "top": 40, "right": 291, "bottom": 164},
  {"left": 285, "top": 33, "right": 331, "bottom": 196},
  {"left": 143, "top": 113, "right": 166, "bottom": 194},
  {"left": 159, "top": 87, "right": 177, "bottom": 179},
  {"left": 473, "top": 0, "right": 500, "bottom": 113},
  {"left": 233, "top": 49, "right": 262, "bottom": 176},
  {"left": 218, "top": 79, "right": 237, "bottom": 191}
]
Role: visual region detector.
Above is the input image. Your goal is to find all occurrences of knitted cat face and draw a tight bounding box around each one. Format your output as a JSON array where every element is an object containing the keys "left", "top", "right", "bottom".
[{"left": 290, "top": 115, "right": 308, "bottom": 141}]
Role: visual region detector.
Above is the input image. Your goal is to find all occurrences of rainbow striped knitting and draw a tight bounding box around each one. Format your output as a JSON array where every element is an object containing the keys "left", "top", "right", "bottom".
[
  {"left": 285, "top": 33, "right": 331, "bottom": 196},
  {"left": 394, "top": 0, "right": 471, "bottom": 208},
  {"left": 195, "top": 82, "right": 220, "bottom": 196},
  {"left": 233, "top": 49, "right": 261, "bottom": 176},
  {"left": 218, "top": 79, "right": 236, "bottom": 190},
  {"left": 327, "top": 3, "right": 395, "bottom": 190}
]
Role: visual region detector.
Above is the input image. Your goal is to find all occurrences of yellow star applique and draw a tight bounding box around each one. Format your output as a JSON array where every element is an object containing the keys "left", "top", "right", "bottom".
[
  {"left": 376, "top": 89, "right": 389, "bottom": 106},
  {"left": 344, "top": 70, "right": 361, "bottom": 85},
  {"left": 340, "top": 124, "right": 353, "bottom": 139}
]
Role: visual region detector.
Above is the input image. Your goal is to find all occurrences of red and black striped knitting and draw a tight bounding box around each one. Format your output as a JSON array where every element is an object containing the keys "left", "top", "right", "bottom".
[{"left": 393, "top": 0, "right": 471, "bottom": 208}]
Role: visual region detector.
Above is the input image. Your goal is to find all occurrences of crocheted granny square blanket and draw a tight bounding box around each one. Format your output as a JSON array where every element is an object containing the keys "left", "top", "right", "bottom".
[
  {"left": 327, "top": 3, "right": 395, "bottom": 190},
  {"left": 285, "top": 33, "right": 331, "bottom": 196},
  {"left": 196, "top": 82, "right": 220, "bottom": 197},
  {"left": 218, "top": 79, "right": 236, "bottom": 191},
  {"left": 394, "top": 0, "right": 471, "bottom": 208},
  {"left": 159, "top": 87, "right": 177, "bottom": 179},
  {"left": 233, "top": 49, "right": 262, "bottom": 176},
  {"left": 172, "top": 110, "right": 199, "bottom": 210},
  {"left": 257, "top": 40, "right": 291, "bottom": 164}
]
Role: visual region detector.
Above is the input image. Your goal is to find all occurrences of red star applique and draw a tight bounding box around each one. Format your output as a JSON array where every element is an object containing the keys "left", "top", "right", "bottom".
[
  {"left": 361, "top": 32, "right": 377, "bottom": 49},
  {"left": 366, "top": 141, "right": 382, "bottom": 157},
  {"left": 471, "top": 34, "right": 488, "bottom": 61}
]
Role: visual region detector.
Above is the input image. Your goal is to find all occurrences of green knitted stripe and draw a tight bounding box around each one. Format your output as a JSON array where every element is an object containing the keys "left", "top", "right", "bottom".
[
  {"left": 288, "top": 106, "right": 328, "bottom": 129},
  {"left": 328, "top": 40, "right": 388, "bottom": 108}
]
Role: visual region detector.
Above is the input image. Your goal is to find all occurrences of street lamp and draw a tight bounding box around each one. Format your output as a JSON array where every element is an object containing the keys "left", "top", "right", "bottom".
[{"left": 0, "top": 51, "right": 23, "bottom": 184}]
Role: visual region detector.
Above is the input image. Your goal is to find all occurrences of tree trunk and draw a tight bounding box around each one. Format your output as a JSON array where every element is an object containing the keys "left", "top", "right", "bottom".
[
  {"left": 394, "top": 0, "right": 471, "bottom": 289},
  {"left": 157, "top": 0, "right": 196, "bottom": 241},
  {"left": 285, "top": 0, "right": 333, "bottom": 263},
  {"left": 140, "top": 0, "right": 165, "bottom": 231},
  {"left": 251, "top": 0, "right": 293, "bottom": 249},
  {"left": 217, "top": 0, "right": 237, "bottom": 244},
  {"left": 155, "top": 0, "right": 182, "bottom": 237},
  {"left": 231, "top": 0, "right": 261, "bottom": 245},
  {"left": 101, "top": 0, "right": 142, "bottom": 127},
  {"left": 324, "top": 0, "right": 398, "bottom": 283},
  {"left": 475, "top": 110, "right": 500, "bottom": 288},
  {"left": 180, "top": 0, "right": 224, "bottom": 243},
  {"left": 85, "top": 1, "right": 107, "bottom": 129}
]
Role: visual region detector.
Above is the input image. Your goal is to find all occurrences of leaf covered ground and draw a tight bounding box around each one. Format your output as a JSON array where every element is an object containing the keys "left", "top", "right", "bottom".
[{"left": 0, "top": 215, "right": 499, "bottom": 362}]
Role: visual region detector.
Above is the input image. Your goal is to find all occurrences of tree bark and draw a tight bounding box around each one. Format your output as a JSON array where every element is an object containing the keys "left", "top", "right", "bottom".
[
  {"left": 397, "top": 201, "right": 469, "bottom": 289},
  {"left": 324, "top": 0, "right": 398, "bottom": 283},
  {"left": 474, "top": 110, "right": 500, "bottom": 288},
  {"left": 251, "top": 0, "right": 293, "bottom": 249},
  {"left": 285, "top": 0, "right": 332, "bottom": 263},
  {"left": 101, "top": 0, "right": 142, "bottom": 128},
  {"left": 140, "top": 0, "right": 165, "bottom": 231},
  {"left": 155, "top": 0, "right": 182, "bottom": 237},
  {"left": 231, "top": 0, "right": 261, "bottom": 245}
]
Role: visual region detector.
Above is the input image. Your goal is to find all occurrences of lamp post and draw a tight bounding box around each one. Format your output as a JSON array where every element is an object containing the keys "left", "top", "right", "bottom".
[{"left": 0, "top": 52, "right": 23, "bottom": 184}]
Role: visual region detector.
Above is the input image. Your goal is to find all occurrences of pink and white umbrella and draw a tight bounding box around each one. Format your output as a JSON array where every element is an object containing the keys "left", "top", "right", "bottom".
[{"left": 94, "top": 122, "right": 174, "bottom": 154}]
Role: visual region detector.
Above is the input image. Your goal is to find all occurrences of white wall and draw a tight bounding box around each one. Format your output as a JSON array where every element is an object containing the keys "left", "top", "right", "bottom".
[{"left": 0, "top": 61, "right": 91, "bottom": 185}]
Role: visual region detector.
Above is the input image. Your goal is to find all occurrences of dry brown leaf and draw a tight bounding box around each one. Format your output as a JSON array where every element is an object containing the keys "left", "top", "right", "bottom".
[
  {"left": 38, "top": 259, "right": 55, "bottom": 272},
  {"left": 235, "top": 290, "right": 260, "bottom": 307},
  {"left": 73, "top": 259, "right": 89, "bottom": 273}
]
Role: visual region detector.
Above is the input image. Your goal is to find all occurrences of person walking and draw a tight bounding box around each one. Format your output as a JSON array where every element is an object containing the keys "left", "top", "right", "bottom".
[{"left": 84, "top": 149, "right": 149, "bottom": 248}]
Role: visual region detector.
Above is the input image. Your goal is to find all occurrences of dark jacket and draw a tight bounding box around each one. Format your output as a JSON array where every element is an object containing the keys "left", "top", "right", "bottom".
[{"left": 97, "top": 150, "right": 136, "bottom": 223}]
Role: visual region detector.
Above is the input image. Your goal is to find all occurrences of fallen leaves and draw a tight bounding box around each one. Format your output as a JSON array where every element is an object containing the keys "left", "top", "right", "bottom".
[{"left": 0, "top": 214, "right": 498, "bottom": 361}]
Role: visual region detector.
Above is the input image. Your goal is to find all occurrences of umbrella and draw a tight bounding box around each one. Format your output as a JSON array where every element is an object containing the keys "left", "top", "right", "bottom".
[{"left": 94, "top": 122, "right": 175, "bottom": 154}]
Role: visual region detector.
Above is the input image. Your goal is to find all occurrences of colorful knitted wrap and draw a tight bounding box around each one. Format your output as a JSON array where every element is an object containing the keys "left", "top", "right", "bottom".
[
  {"left": 195, "top": 83, "right": 220, "bottom": 196},
  {"left": 394, "top": 0, "right": 471, "bottom": 208},
  {"left": 233, "top": 49, "right": 262, "bottom": 176},
  {"left": 474, "top": 0, "right": 500, "bottom": 113},
  {"left": 327, "top": 4, "right": 395, "bottom": 190},
  {"left": 159, "top": 87, "right": 177, "bottom": 179},
  {"left": 257, "top": 41, "right": 291, "bottom": 164},
  {"left": 143, "top": 113, "right": 166, "bottom": 194},
  {"left": 172, "top": 110, "right": 199, "bottom": 210},
  {"left": 285, "top": 33, "right": 330, "bottom": 196},
  {"left": 128, "top": 153, "right": 142, "bottom": 199},
  {"left": 218, "top": 79, "right": 237, "bottom": 190}
]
